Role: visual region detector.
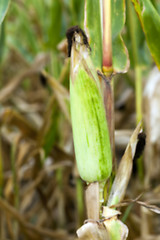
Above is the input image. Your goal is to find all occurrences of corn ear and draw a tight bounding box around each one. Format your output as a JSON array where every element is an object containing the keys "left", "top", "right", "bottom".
[{"left": 69, "top": 29, "right": 112, "bottom": 183}]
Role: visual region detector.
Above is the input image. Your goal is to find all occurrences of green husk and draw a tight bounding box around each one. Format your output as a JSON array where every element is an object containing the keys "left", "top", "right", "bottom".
[{"left": 70, "top": 31, "right": 112, "bottom": 183}]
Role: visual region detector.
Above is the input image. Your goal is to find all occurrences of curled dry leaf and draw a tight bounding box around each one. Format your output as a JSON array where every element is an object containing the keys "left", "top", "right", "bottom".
[
  {"left": 102, "top": 206, "right": 121, "bottom": 219},
  {"left": 77, "top": 207, "right": 128, "bottom": 240},
  {"left": 77, "top": 221, "right": 110, "bottom": 240},
  {"left": 102, "top": 207, "right": 128, "bottom": 240},
  {"left": 107, "top": 123, "right": 142, "bottom": 206},
  {"left": 103, "top": 218, "right": 128, "bottom": 240}
]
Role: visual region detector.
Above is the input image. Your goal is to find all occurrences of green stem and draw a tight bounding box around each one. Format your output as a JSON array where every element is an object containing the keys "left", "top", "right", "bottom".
[
  {"left": 11, "top": 143, "right": 19, "bottom": 209},
  {"left": 0, "top": 21, "right": 5, "bottom": 64},
  {"left": 99, "top": 181, "right": 106, "bottom": 217},
  {"left": 11, "top": 141, "right": 19, "bottom": 238},
  {"left": 122, "top": 204, "right": 133, "bottom": 223},
  {"left": 0, "top": 134, "right": 3, "bottom": 197},
  {"left": 128, "top": 1, "right": 143, "bottom": 179},
  {"left": 135, "top": 66, "right": 142, "bottom": 123},
  {"left": 128, "top": 1, "right": 142, "bottom": 124},
  {"left": 56, "top": 169, "right": 66, "bottom": 227},
  {"left": 76, "top": 178, "right": 84, "bottom": 227},
  {"left": 128, "top": 1, "right": 138, "bottom": 64},
  {"left": 0, "top": 133, "right": 3, "bottom": 240}
]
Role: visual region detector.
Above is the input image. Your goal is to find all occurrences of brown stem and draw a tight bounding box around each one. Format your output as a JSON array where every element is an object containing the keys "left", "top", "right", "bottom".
[
  {"left": 85, "top": 182, "right": 99, "bottom": 220},
  {"left": 98, "top": 71, "right": 116, "bottom": 171}
]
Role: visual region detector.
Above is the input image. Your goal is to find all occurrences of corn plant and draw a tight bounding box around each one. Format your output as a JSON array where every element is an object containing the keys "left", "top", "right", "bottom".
[
  {"left": 1, "top": 0, "right": 160, "bottom": 240},
  {"left": 67, "top": 0, "right": 160, "bottom": 239}
]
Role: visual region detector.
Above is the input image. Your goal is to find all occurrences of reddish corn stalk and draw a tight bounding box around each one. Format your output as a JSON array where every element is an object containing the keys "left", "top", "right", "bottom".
[
  {"left": 102, "top": 0, "right": 115, "bottom": 169},
  {"left": 102, "top": 0, "right": 113, "bottom": 74}
]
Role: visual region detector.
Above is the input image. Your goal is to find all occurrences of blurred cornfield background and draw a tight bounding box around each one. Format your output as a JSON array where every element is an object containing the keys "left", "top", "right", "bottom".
[{"left": 1, "top": 0, "right": 160, "bottom": 239}]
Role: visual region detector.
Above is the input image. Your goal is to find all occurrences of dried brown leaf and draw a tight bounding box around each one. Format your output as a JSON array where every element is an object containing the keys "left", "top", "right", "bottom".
[
  {"left": 0, "top": 108, "right": 38, "bottom": 139},
  {"left": 0, "top": 197, "right": 71, "bottom": 239},
  {"left": 110, "top": 195, "right": 160, "bottom": 215},
  {"left": 107, "top": 123, "right": 142, "bottom": 206},
  {"left": 135, "top": 235, "right": 160, "bottom": 240},
  {"left": 0, "top": 54, "right": 50, "bottom": 103},
  {"left": 136, "top": 201, "right": 160, "bottom": 214},
  {"left": 41, "top": 70, "right": 70, "bottom": 122},
  {"left": 41, "top": 70, "right": 69, "bottom": 96}
]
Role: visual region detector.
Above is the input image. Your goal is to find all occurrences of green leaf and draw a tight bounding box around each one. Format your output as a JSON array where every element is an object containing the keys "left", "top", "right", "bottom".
[
  {"left": 48, "top": 0, "right": 62, "bottom": 50},
  {"left": 7, "top": 3, "right": 40, "bottom": 58},
  {"left": 84, "top": 0, "right": 102, "bottom": 70},
  {"left": 42, "top": 103, "right": 60, "bottom": 157},
  {"left": 0, "top": 136, "right": 3, "bottom": 196},
  {"left": 0, "top": 22, "right": 5, "bottom": 62},
  {"left": 0, "top": 0, "right": 10, "bottom": 25},
  {"left": 112, "top": 0, "right": 129, "bottom": 73},
  {"left": 132, "top": 0, "right": 160, "bottom": 69},
  {"left": 70, "top": 0, "right": 85, "bottom": 26},
  {"left": 124, "top": 1, "right": 151, "bottom": 68}
]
